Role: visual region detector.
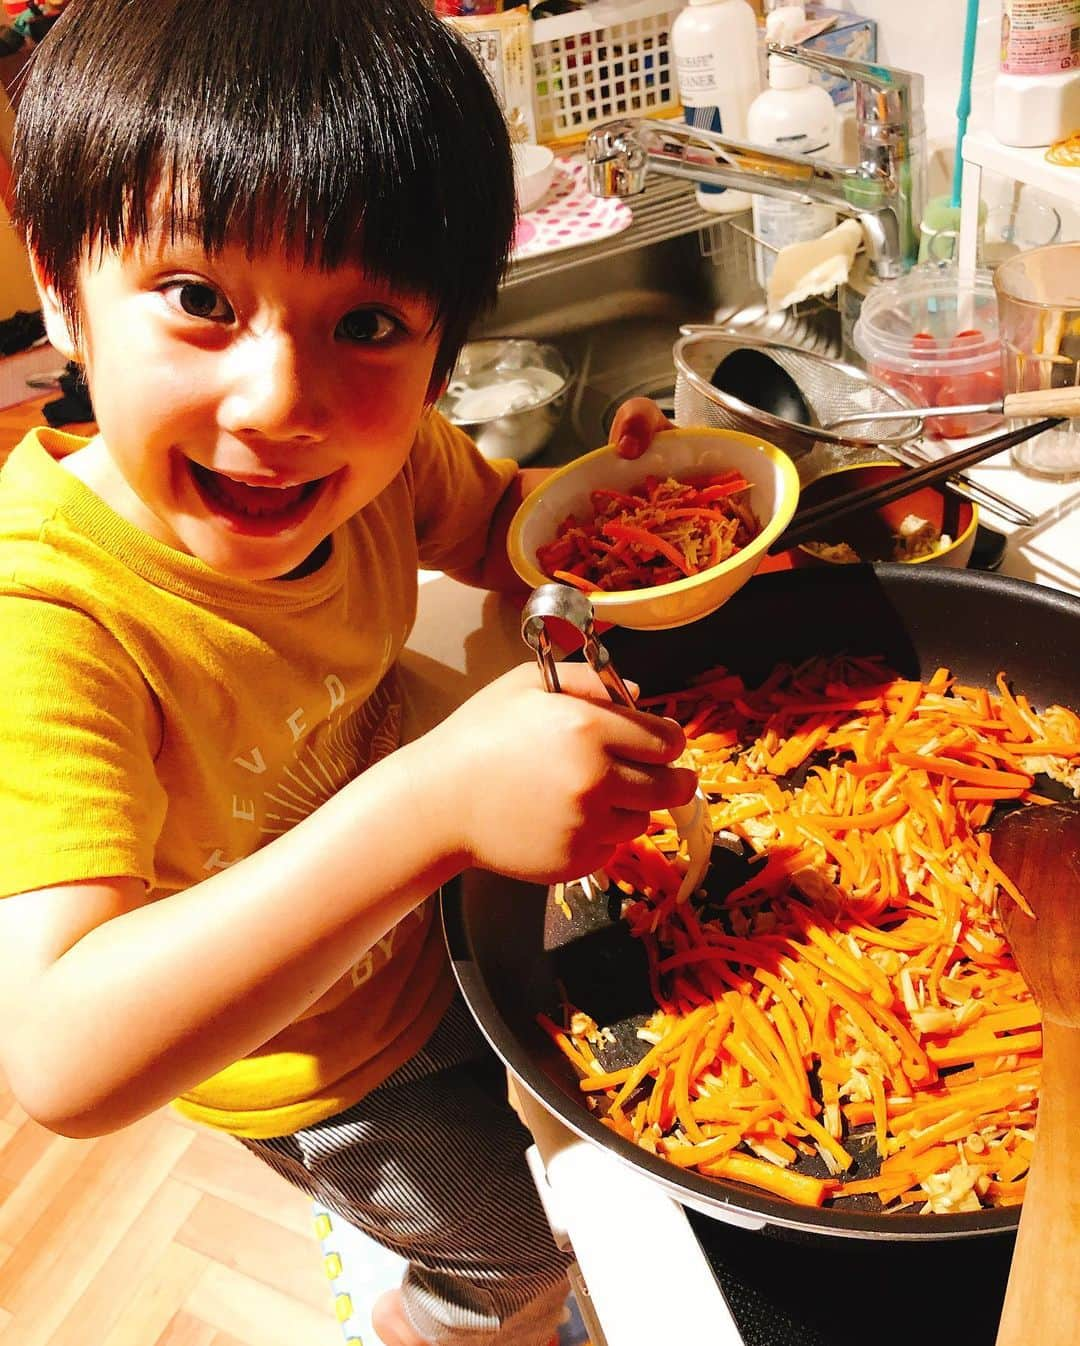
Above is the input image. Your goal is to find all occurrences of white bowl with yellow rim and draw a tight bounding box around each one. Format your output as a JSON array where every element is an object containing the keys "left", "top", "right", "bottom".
[{"left": 507, "top": 428, "right": 800, "bottom": 631}]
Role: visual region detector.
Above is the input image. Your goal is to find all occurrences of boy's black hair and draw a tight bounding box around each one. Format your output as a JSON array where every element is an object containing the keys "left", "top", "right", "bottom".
[{"left": 13, "top": 0, "right": 516, "bottom": 385}]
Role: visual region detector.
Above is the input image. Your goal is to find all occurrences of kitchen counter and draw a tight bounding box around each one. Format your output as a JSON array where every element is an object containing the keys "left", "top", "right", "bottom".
[{"left": 949, "top": 443, "right": 1080, "bottom": 596}]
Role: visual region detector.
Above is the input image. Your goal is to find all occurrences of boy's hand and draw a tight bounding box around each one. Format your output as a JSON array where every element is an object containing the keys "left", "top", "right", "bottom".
[
  {"left": 609, "top": 396, "right": 674, "bottom": 460},
  {"left": 425, "top": 662, "right": 695, "bottom": 883}
]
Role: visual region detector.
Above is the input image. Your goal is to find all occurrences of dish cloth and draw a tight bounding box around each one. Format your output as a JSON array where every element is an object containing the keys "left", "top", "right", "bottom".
[{"left": 766, "top": 218, "right": 864, "bottom": 312}]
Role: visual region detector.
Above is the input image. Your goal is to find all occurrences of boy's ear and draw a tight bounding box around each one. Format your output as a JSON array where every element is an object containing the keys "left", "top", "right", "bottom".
[{"left": 28, "top": 251, "right": 79, "bottom": 361}]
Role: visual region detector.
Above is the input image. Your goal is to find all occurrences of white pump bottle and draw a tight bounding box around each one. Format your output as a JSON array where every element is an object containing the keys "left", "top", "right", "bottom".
[
  {"left": 672, "top": 0, "right": 762, "bottom": 215},
  {"left": 746, "top": 5, "right": 838, "bottom": 284}
]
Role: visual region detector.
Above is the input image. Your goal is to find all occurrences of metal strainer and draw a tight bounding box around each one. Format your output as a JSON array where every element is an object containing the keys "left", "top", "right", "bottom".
[{"left": 673, "top": 329, "right": 923, "bottom": 462}]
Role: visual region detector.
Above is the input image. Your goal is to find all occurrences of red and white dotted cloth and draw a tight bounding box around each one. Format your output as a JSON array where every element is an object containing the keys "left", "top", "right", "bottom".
[{"left": 512, "top": 156, "right": 633, "bottom": 262}]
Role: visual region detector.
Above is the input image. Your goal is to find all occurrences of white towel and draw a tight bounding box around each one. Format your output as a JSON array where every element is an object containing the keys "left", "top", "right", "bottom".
[{"left": 766, "top": 217, "right": 864, "bottom": 312}]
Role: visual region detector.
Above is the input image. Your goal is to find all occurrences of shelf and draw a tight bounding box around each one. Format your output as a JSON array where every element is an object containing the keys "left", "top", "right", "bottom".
[
  {"left": 505, "top": 170, "right": 724, "bottom": 289},
  {"left": 961, "top": 126, "right": 1080, "bottom": 202},
  {"left": 956, "top": 126, "right": 1080, "bottom": 282}
]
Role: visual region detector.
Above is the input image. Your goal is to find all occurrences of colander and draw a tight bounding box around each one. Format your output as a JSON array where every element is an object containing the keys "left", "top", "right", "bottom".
[{"left": 672, "top": 329, "right": 923, "bottom": 462}]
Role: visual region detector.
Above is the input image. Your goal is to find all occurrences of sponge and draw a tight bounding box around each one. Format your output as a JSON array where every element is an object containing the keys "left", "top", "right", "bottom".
[{"left": 766, "top": 218, "right": 863, "bottom": 312}]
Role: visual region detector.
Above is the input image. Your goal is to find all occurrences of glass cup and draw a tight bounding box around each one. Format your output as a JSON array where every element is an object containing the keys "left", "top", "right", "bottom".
[
  {"left": 981, "top": 196, "right": 1062, "bottom": 272},
  {"left": 994, "top": 243, "right": 1080, "bottom": 481}
]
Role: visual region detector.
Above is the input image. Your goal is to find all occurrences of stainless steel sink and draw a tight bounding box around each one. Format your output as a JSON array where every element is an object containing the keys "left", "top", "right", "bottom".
[
  {"left": 473, "top": 223, "right": 840, "bottom": 466},
  {"left": 471, "top": 216, "right": 1029, "bottom": 531}
]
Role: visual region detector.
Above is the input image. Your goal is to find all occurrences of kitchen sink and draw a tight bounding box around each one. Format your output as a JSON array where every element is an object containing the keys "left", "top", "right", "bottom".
[{"left": 472, "top": 222, "right": 841, "bottom": 467}]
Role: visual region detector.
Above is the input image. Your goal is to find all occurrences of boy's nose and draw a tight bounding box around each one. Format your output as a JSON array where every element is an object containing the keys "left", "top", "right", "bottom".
[{"left": 218, "top": 333, "right": 330, "bottom": 443}]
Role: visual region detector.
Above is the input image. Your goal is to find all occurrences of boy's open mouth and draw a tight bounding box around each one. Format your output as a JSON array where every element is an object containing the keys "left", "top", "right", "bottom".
[{"left": 189, "top": 461, "right": 327, "bottom": 525}]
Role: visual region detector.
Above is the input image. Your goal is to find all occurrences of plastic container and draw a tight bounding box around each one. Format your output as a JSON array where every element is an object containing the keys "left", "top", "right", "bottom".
[
  {"left": 851, "top": 266, "right": 1005, "bottom": 440},
  {"left": 746, "top": 5, "right": 838, "bottom": 285},
  {"left": 993, "top": 0, "right": 1080, "bottom": 148},
  {"left": 671, "top": 0, "right": 761, "bottom": 214}
]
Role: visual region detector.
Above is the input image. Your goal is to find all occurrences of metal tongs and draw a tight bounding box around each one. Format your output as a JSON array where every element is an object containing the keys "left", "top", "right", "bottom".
[{"left": 521, "top": 584, "right": 714, "bottom": 905}]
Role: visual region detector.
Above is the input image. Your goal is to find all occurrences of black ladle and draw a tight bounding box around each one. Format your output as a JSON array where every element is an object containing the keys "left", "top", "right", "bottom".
[{"left": 710, "top": 348, "right": 813, "bottom": 427}]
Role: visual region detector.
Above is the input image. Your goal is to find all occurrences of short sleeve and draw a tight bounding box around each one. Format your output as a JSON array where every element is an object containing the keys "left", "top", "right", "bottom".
[
  {"left": 407, "top": 411, "right": 518, "bottom": 573},
  {"left": 0, "top": 592, "right": 167, "bottom": 899}
]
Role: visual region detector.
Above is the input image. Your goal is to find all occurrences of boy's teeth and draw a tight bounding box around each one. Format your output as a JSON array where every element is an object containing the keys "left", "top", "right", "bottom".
[
  {"left": 197, "top": 465, "right": 312, "bottom": 517},
  {"left": 214, "top": 477, "right": 305, "bottom": 515}
]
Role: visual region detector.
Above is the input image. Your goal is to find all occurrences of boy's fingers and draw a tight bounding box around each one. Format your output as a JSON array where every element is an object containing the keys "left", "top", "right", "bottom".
[
  {"left": 606, "top": 762, "right": 698, "bottom": 812},
  {"left": 615, "top": 431, "right": 647, "bottom": 460},
  {"left": 529, "top": 660, "right": 639, "bottom": 704},
  {"left": 610, "top": 397, "right": 674, "bottom": 459},
  {"left": 603, "top": 710, "right": 687, "bottom": 764},
  {"left": 541, "top": 665, "right": 682, "bottom": 759},
  {"left": 593, "top": 808, "right": 652, "bottom": 845}
]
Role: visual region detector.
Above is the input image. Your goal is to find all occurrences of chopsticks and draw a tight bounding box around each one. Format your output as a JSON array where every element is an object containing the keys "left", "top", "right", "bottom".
[
  {"left": 769, "top": 417, "right": 1064, "bottom": 555},
  {"left": 887, "top": 443, "right": 1037, "bottom": 527}
]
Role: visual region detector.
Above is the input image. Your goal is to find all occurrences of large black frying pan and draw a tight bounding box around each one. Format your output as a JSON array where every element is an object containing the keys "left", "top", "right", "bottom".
[{"left": 444, "top": 565, "right": 1080, "bottom": 1241}]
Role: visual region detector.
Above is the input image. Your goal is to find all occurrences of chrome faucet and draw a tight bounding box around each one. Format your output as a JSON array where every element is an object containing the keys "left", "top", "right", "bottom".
[{"left": 585, "top": 48, "right": 925, "bottom": 280}]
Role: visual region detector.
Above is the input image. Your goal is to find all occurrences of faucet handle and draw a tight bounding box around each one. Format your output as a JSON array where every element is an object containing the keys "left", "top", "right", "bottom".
[
  {"left": 767, "top": 44, "right": 924, "bottom": 132},
  {"left": 584, "top": 119, "right": 648, "bottom": 197}
]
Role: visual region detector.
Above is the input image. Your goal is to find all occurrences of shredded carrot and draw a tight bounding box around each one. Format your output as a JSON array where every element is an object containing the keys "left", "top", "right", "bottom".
[
  {"left": 540, "top": 656, "right": 1077, "bottom": 1214},
  {"left": 701, "top": 1151, "right": 833, "bottom": 1206},
  {"left": 535, "top": 471, "right": 760, "bottom": 592}
]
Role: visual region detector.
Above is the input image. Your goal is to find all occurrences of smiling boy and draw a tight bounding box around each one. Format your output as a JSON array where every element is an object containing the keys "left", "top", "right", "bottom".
[
  {"left": 0, "top": 3, "right": 690, "bottom": 1344},
  {"left": 46, "top": 236, "right": 454, "bottom": 580}
]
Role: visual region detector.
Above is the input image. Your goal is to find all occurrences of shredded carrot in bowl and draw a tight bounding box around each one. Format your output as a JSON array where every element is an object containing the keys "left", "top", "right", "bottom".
[
  {"left": 541, "top": 657, "right": 1080, "bottom": 1213},
  {"left": 535, "top": 471, "right": 761, "bottom": 593}
]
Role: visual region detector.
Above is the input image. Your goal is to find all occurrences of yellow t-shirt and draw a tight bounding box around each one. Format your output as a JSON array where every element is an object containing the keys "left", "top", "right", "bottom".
[{"left": 0, "top": 420, "right": 517, "bottom": 1138}]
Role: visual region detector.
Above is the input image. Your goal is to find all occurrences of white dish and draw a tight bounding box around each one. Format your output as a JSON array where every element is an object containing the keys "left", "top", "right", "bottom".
[{"left": 512, "top": 143, "right": 556, "bottom": 213}]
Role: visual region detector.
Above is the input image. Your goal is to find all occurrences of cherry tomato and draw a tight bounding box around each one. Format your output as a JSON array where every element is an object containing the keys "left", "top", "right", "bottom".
[
  {"left": 870, "top": 365, "right": 940, "bottom": 411},
  {"left": 906, "top": 332, "right": 944, "bottom": 404},
  {"left": 950, "top": 328, "right": 986, "bottom": 346}
]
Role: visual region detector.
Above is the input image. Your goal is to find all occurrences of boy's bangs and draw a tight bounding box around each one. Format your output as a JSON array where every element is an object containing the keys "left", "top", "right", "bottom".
[
  {"left": 15, "top": 0, "right": 515, "bottom": 373},
  {"left": 123, "top": 120, "right": 491, "bottom": 332}
]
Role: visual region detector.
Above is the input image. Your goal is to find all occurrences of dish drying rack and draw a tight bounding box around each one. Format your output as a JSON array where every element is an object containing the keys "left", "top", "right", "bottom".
[
  {"left": 508, "top": 0, "right": 839, "bottom": 333},
  {"left": 531, "top": 0, "right": 683, "bottom": 148}
]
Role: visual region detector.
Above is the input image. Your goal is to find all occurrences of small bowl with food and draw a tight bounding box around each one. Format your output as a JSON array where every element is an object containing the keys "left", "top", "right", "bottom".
[
  {"left": 790, "top": 461, "right": 978, "bottom": 570},
  {"left": 438, "top": 338, "right": 572, "bottom": 466},
  {"left": 507, "top": 427, "right": 800, "bottom": 630}
]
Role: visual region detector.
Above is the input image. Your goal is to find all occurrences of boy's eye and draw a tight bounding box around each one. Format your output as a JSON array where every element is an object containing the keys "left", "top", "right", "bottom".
[
  {"left": 335, "top": 309, "right": 399, "bottom": 344},
  {"left": 169, "top": 282, "right": 233, "bottom": 322}
]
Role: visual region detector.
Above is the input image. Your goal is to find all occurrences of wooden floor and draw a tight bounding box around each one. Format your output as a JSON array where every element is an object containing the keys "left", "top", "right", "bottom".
[
  {"left": 0, "top": 1071, "right": 344, "bottom": 1346},
  {"left": 0, "top": 385, "right": 93, "bottom": 456},
  {"left": 0, "top": 396, "right": 344, "bottom": 1344}
]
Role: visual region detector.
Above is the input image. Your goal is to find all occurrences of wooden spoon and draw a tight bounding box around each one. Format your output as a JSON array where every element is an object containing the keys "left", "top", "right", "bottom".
[{"left": 990, "top": 801, "right": 1080, "bottom": 1346}]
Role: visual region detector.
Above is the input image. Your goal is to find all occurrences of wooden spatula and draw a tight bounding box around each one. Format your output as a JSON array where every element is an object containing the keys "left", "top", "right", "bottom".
[{"left": 990, "top": 801, "right": 1080, "bottom": 1346}]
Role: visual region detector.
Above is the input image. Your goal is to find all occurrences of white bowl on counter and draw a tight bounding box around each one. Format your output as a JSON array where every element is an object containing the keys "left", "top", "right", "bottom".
[
  {"left": 437, "top": 337, "right": 573, "bottom": 465},
  {"left": 512, "top": 143, "right": 556, "bottom": 213}
]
